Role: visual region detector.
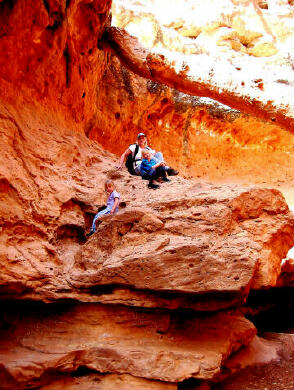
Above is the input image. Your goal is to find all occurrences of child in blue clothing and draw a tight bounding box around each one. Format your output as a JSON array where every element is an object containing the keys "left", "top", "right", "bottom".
[
  {"left": 86, "top": 180, "right": 120, "bottom": 237},
  {"left": 140, "top": 149, "right": 171, "bottom": 189}
]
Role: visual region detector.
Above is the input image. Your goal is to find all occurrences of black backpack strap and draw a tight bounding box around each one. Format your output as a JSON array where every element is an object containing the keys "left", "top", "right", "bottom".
[{"left": 133, "top": 144, "right": 139, "bottom": 161}]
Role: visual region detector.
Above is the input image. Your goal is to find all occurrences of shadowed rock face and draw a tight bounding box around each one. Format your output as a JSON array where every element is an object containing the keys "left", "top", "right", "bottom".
[
  {"left": 0, "top": 0, "right": 111, "bottom": 127},
  {"left": 38, "top": 373, "right": 178, "bottom": 390},
  {"left": 0, "top": 0, "right": 293, "bottom": 389},
  {"left": 0, "top": 302, "right": 256, "bottom": 389}
]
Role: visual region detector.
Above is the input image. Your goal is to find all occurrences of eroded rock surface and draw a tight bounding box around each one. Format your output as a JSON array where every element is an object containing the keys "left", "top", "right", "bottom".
[
  {"left": 70, "top": 187, "right": 293, "bottom": 304},
  {"left": 0, "top": 302, "right": 256, "bottom": 389},
  {"left": 1, "top": 128, "right": 293, "bottom": 307},
  {"left": 107, "top": 0, "right": 294, "bottom": 131},
  {"left": 38, "top": 373, "right": 178, "bottom": 390},
  {"left": 0, "top": 99, "right": 292, "bottom": 387},
  {"left": 103, "top": 26, "right": 294, "bottom": 131},
  {"left": 0, "top": 0, "right": 293, "bottom": 389}
]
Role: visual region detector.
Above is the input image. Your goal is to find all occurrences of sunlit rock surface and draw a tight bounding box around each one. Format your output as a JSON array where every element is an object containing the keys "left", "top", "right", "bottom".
[
  {"left": 109, "top": 0, "right": 294, "bottom": 129},
  {"left": 0, "top": 0, "right": 293, "bottom": 389},
  {"left": 112, "top": 0, "right": 294, "bottom": 61}
]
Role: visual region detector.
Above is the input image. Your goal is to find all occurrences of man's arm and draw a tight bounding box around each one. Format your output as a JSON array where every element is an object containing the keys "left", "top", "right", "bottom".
[{"left": 117, "top": 148, "right": 132, "bottom": 169}]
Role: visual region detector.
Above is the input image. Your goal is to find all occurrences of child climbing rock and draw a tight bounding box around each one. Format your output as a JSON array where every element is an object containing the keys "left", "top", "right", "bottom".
[
  {"left": 86, "top": 180, "right": 120, "bottom": 237},
  {"left": 140, "top": 148, "right": 171, "bottom": 189}
]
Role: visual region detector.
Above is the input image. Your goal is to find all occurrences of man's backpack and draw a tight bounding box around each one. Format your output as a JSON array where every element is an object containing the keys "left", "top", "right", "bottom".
[{"left": 125, "top": 144, "right": 139, "bottom": 175}]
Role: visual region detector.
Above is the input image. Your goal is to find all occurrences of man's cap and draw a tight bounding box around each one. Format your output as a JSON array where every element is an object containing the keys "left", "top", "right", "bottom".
[{"left": 137, "top": 132, "right": 146, "bottom": 139}]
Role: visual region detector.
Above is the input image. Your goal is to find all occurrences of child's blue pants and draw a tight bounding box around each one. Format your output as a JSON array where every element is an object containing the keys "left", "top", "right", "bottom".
[{"left": 91, "top": 207, "right": 112, "bottom": 232}]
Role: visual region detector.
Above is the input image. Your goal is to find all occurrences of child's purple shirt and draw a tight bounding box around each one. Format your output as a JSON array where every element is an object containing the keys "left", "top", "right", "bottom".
[{"left": 106, "top": 190, "right": 120, "bottom": 212}]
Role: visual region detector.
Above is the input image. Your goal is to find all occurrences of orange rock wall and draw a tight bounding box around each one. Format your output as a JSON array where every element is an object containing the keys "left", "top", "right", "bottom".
[
  {"left": 1, "top": 1, "right": 292, "bottom": 191},
  {"left": 91, "top": 57, "right": 294, "bottom": 188},
  {"left": 0, "top": 0, "right": 111, "bottom": 127},
  {"left": 0, "top": 2, "right": 294, "bottom": 389}
]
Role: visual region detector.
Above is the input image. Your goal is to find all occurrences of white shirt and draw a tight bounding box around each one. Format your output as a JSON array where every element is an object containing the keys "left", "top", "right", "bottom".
[{"left": 129, "top": 144, "right": 155, "bottom": 167}]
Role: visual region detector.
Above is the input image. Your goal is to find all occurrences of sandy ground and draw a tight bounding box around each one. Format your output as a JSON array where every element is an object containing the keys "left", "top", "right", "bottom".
[
  {"left": 214, "top": 333, "right": 294, "bottom": 390},
  {"left": 212, "top": 333, "right": 294, "bottom": 390},
  {"left": 215, "top": 357, "right": 294, "bottom": 390}
]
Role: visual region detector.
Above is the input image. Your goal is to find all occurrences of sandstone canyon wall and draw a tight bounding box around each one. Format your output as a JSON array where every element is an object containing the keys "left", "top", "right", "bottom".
[
  {"left": 92, "top": 56, "right": 294, "bottom": 188},
  {"left": 0, "top": 0, "right": 293, "bottom": 389},
  {"left": 90, "top": 0, "right": 294, "bottom": 193}
]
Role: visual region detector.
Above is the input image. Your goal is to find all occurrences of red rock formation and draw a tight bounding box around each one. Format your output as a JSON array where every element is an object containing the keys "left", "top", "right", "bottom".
[
  {"left": 0, "top": 0, "right": 293, "bottom": 389},
  {"left": 0, "top": 0, "right": 111, "bottom": 127},
  {"left": 102, "top": 26, "right": 294, "bottom": 131},
  {"left": 0, "top": 302, "right": 256, "bottom": 389},
  {"left": 38, "top": 373, "right": 178, "bottom": 390},
  {"left": 91, "top": 56, "right": 294, "bottom": 188}
]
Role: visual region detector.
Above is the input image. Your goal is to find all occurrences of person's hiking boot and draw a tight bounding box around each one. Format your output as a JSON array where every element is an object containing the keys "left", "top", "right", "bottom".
[
  {"left": 86, "top": 230, "right": 95, "bottom": 238},
  {"left": 162, "top": 177, "right": 171, "bottom": 182},
  {"left": 148, "top": 182, "right": 160, "bottom": 189},
  {"left": 167, "top": 168, "right": 179, "bottom": 176}
]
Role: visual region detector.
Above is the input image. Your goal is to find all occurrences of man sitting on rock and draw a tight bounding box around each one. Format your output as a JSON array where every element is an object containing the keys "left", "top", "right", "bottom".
[{"left": 117, "top": 132, "right": 178, "bottom": 177}]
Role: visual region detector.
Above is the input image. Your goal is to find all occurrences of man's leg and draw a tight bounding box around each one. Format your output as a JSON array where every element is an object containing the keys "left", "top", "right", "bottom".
[
  {"left": 157, "top": 166, "right": 171, "bottom": 182},
  {"left": 153, "top": 152, "right": 178, "bottom": 175},
  {"left": 153, "top": 152, "right": 169, "bottom": 170},
  {"left": 134, "top": 164, "right": 142, "bottom": 175},
  {"left": 148, "top": 168, "right": 160, "bottom": 189}
]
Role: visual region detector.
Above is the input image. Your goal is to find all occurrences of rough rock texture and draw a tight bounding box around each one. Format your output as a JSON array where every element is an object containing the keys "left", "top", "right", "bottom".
[
  {"left": 0, "top": 0, "right": 111, "bottom": 127},
  {"left": 89, "top": 0, "right": 294, "bottom": 192},
  {"left": 217, "top": 333, "right": 294, "bottom": 390},
  {"left": 38, "top": 373, "right": 178, "bottom": 390},
  {"left": 0, "top": 0, "right": 293, "bottom": 389},
  {"left": 107, "top": 0, "right": 294, "bottom": 131},
  {"left": 70, "top": 186, "right": 294, "bottom": 300},
  {"left": 0, "top": 98, "right": 292, "bottom": 386},
  {"left": 1, "top": 139, "right": 293, "bottom": 306},
  {"left": 277, "top": 257, "right": 294, "bottom": 286},
  {"left": 103, "top": 26, "right": 294, "bottom": 131},
  {"left": 112, "top": 0, "right": 294, "bottom": 61},
  {"left": 0, "top": 302, "right": 256, "bottom": 389}
]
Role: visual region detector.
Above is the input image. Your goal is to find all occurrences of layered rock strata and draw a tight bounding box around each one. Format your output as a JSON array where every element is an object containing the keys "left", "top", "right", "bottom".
[
  {"left": 0, "top": 302, "right": 256, "bottom": 389},
  {"left": 0, "top": 0, "right": 294, "bottom": 389},
  {"left": 1, "top": 129, "right": 293, "bottom": 306},
  {"left": 108, "top": 0, "right": 294, "bottom": 131}
]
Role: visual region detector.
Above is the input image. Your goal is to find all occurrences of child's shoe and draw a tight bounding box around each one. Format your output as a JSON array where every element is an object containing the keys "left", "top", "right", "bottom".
[
  {"left": 148, "top": 183, "right": 160, "bottom": 189},
  {"left": 162, "top": 177, "right": 171, "bottom": 182},
  {"left": 86, "top": 230, "right": 95, "bottom": 237}
]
